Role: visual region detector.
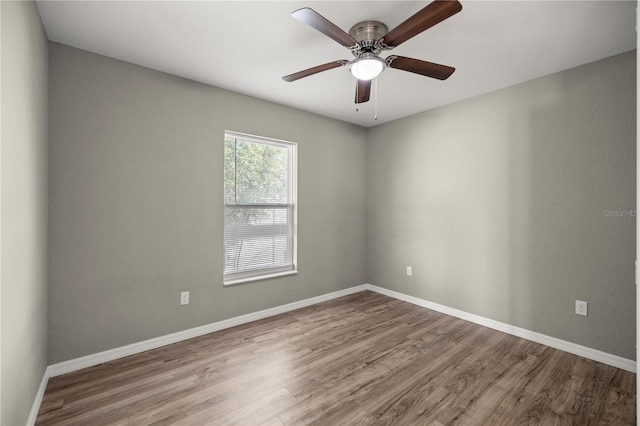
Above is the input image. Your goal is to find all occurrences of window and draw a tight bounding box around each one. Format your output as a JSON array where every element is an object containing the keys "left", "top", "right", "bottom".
[{"left": 223, "top": 131, "right": 297, "bottom": 285}]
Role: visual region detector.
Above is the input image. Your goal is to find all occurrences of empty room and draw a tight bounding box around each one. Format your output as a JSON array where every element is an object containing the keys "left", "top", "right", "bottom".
[{"left": 2, "top": 0, "right": 637, "bottom": 425}]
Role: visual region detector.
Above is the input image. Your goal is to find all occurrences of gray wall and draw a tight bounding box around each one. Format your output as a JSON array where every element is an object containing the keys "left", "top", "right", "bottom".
[
  {"left": 48, "top": 43, "right": 367, "bottom": 363},
  {"left": 1, "top": 2, "right": 49, "bottom": 424},
  {"left": 47, "top": 41, "right": 636, "bottom": 364},
  {"left": 367, "top": 51, "right": 636, "bottom": 359}
]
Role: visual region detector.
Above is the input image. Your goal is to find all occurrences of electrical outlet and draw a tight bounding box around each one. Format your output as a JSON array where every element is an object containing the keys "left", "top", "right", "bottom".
[
  {"left": 180, "top": 291, "right": 190, "bottom": 306},
  {"left": 406, "top": 266, "right": 412, "bottom": 276},
  {"left": 575, "top": 300, "right": 587, "bottom": 316}
]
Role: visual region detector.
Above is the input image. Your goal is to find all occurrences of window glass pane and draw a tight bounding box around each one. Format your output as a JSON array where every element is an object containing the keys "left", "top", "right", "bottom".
[
  {"left": 224, "top": 137, "right": 290, "bottom": 204},
  {"left": 223, "top": 138, "right": 237, "bottom": 204},
  {"left": 224, "top": 206, "right": 292, "bottom": 274}
]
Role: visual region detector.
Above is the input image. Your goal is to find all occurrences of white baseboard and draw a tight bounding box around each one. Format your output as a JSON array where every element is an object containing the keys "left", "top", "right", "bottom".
[
  {"left": 47, "top": 284, "right": 369, "bottom": 378},
  {"left": 30, "top": 282, "right": 635, "bottom": 424},
  {"left": 28, "top": 285, "right": 368, "bottom": 423},
  {"left": 363, "top": 284, "right": 636, "bottom": 373},
  {"left": 26, "top": 370, "right": 49, "bottom": 426}
]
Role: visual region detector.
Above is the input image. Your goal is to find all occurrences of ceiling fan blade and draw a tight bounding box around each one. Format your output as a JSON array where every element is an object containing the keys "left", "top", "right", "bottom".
[
  {"left": 355, "top": 79, "right": 371, "bottom": 104},
  {"left": 283, "top": 60, "right": 348, "bottom": 82},
  {"left": 381, "top": 0, "right": 462, "bottom": 48},
  {"left": 387, "top": 56, "right": 455, "bottom": 80},
  {"left": 292, "top": 8, "right": 359, "bottom": 49}
]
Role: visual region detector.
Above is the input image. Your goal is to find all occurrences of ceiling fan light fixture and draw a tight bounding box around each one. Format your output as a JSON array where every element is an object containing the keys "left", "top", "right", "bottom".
[{"left": 349, "top": 55, "right": 386, "bottom": 81}]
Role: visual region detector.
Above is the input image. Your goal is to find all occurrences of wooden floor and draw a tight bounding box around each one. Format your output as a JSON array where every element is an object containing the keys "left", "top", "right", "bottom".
[{"left": 37, "top": 291, "right": 635, "bottom": 425}]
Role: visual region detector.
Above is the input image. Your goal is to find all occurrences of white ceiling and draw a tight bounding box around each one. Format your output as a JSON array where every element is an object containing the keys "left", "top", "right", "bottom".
[{"left": 37, "top": 1, "right": 636, "bottom": 127}]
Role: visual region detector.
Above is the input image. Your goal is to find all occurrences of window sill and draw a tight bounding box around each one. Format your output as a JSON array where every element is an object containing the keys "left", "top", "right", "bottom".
[{"left": 223, "top": 270, "right": 298, "bottom": 286}]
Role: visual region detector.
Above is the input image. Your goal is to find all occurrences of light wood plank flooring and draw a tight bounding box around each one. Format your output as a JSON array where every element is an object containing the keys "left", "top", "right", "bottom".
[{"left": 36, "top": 291, "right": 636, "bottom": 425}]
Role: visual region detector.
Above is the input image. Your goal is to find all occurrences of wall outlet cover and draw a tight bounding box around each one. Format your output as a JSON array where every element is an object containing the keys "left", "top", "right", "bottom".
[
  {"left": 180, "top": 291, "right": 190, "bottom": 305},
  {"left": 575, "top": 300, "right": 587, "bottom": 316}
]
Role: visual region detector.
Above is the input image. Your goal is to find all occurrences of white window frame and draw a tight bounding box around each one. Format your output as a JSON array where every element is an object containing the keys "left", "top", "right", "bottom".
[{"left": 223, "top": 131, "right": 298, "bottom": 285}]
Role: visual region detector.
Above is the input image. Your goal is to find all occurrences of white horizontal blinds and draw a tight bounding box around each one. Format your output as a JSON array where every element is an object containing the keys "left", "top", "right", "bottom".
[
  {"left": 224, "top": 132, "right": 295, "bottom": 280},
  {"left": 224, "top": 206, "right": 293, "bottom": 273}
]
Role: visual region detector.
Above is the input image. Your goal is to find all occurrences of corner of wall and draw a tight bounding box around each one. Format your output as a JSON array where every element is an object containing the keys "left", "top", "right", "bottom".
[{"left": 1, "top": 1, "right": 49, "bottom": 424}]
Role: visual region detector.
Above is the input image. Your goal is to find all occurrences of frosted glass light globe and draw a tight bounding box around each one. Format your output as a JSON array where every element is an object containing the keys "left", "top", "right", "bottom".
[{"left": 349, "top": 56, "right": 386, "bottom": 81}]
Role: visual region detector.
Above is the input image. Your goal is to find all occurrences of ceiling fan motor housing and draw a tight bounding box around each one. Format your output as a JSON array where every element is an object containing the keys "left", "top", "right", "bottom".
[{"left": 349, "top": 20, "right": 388, "bottom": 56}]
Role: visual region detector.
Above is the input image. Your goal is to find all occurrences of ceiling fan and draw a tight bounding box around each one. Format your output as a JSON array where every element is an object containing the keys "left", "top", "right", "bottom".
[{"left": 282, "top": 0, "right": 462, "bottom": 104}]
